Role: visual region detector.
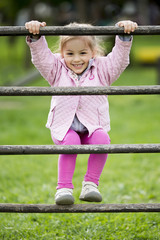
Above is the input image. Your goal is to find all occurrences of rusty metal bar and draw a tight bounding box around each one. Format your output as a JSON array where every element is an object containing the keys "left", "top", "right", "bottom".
[
  {"left": 0, "top": 26, "right": 160, "bottom": 36},
  {"left": 0, "top": 203, "right": 159, "bottom": 213},
  {"left": 0, "top": 86, "right": 160, "bottom": 96},
  {"left": 0, "top": 144, "right": 160, "bottom": 155}
]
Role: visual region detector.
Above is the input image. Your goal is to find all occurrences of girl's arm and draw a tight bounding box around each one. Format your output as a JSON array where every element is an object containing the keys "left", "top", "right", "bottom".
[
  {"left": 25, "top": 21, "right": 58, "bottom": 86},
  {"left": 97, "top": 20, "right": 138, "bottom": 86}
]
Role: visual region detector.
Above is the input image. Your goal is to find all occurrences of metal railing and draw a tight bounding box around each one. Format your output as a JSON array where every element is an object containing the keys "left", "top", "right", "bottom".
[{"left": 0, "top": 25, "right": 160, "bottom": 36}]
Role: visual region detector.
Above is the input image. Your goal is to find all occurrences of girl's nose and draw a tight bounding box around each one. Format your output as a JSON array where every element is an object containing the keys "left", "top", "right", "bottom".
[{"left": 73, "top": 54, "right": 80, "bottom": 61}]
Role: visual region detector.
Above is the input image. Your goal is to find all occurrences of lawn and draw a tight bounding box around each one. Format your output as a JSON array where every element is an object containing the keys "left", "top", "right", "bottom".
[{"left": 0, "top": 34, "right": 160, "bottom": 239}]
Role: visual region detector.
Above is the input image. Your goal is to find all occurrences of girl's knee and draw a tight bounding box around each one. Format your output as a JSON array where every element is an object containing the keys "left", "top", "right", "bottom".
[{"left": 90, "top": 129, "right": 110, "bottom": 145}]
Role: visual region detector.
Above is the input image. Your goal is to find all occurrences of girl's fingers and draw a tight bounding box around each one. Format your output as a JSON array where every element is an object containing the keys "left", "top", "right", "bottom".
[
  {"left": 25, "top": 21, "right": 46, "bottom": 34},
  {"left": 25, "top": 22, "right": 29, "bottom": 29},
  {"left": 130, "top": 22, "right": 138, "bottom": 33},
  {"left": 40, "top": 22, "right": 46, "bottom": 27},
  {"left": 31, "top": 21, "right": 40, "bottom": 34},
  {"left": 34, "top": 22, "right": 41, "bottom": 34},
  {"left": 117, "top": 20, "right": 138, "bottom": 34},
  {"left": 132, "top": 22, "right": 138, "bottom": 31},
  {"left": 118, "top": 22, "right": 125, "bottom": 28},
  {"left": 124, "top": 22, "right": 132, "bottom": 34}
]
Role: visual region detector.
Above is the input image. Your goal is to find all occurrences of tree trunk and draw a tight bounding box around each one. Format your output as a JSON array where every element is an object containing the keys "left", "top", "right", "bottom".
[
  {"left": 24, "top": 0, "right": 38, "bottom": 69},
  {"left": 137, "top": 0, "right": 149, "bottom": 24},
  {"left": 74, "top": 0, "right": 88, "bottom": 22}
]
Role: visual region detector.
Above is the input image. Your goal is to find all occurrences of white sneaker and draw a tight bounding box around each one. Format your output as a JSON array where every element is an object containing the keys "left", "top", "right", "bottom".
[
  {"left": 55, "top": 188, "right": 74, "bottom": 205},
  {"left": 79, "top": 181, "right": 102, "bottom": 202}
]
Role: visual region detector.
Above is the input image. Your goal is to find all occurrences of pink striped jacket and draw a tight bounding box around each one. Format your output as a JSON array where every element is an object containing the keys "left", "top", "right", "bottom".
[{"left": 27, "top": 36, "right": 132, "bottom": 141}]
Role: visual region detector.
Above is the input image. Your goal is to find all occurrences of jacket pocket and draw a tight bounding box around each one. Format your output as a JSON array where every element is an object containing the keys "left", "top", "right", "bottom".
[{"left": 48, "top": 107, "right": 56, "bottom": 127}]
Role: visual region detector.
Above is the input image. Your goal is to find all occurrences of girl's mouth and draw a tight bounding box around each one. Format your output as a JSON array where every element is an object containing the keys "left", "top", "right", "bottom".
[{"left": 72, "top": 63, "right": 84, "bottom": 69}]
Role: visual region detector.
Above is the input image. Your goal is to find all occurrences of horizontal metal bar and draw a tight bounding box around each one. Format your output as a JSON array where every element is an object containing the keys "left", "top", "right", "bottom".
[
  {"left": 0, "top": 26, "right": 160, "bottom": 36},
  {"left": 0, "top": 144, "right": 160, "bottom": 155},
  {"left": 0, "top": 86, "right": 160, "bottom": 96},
  {"left": 0, "top": 203, "right": 159, "bottom": 213}
]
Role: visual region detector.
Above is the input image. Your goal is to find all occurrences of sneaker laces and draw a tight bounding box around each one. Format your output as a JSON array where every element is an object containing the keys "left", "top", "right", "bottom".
[
  {"left": 55, "top": 188, "right": 73, "bottom": 198},
  {"left": 82, "top": 181, "right": 100, "bottom": 194}
]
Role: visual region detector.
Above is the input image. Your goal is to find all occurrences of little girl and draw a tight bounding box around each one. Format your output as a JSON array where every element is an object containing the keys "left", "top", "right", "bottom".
[{"left": 25, "top": 20, "right": 138, "bottom": 205}]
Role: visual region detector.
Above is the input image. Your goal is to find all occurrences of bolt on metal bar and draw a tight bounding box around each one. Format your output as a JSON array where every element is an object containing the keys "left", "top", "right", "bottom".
[
  {"left": 0, "top": 203, "right": 159, "bottom": 213},
  {"left": 0, "top": 26, "right": 160, "bottom": 36},
  {"left": 0, "top": 144, "right": 160, "bottom": 155},
  {"left": 0, "top": 86, "right": 160, "bottom": 96}
]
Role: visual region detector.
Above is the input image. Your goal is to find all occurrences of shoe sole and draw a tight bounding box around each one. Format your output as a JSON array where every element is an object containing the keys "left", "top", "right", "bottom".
[
  {"left": 79, "top": 191, "right": 102, "bottom": 202},
  {"left": 55, "top": 195, "right": 75, "bottom": 205}
]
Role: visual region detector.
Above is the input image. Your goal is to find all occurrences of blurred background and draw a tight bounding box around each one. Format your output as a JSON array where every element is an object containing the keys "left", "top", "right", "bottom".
[{"left": 0, "top": 0, "right": 160, "bottom": 26}]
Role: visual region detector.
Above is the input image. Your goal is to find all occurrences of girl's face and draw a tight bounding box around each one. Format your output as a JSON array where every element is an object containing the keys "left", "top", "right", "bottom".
[{"left": 62, "top": 38, "right": 94, "bottom": 75}]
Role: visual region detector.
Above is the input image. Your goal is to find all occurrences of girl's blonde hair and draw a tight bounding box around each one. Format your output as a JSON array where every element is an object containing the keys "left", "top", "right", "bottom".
[{"left": 58, "top": 22, "right": 105, "bottom": 57}]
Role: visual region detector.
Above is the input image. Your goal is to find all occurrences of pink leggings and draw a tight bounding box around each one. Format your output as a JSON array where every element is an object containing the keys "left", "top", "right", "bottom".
[{"left": 52, "top": 128, "right": 110, "bottom": 189}]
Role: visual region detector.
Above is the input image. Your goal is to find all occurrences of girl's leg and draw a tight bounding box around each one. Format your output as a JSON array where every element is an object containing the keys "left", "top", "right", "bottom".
[
  {"left": 81, "top": 129, "right": 110, "bottom": 185},
  {"left": 52, "top": 129, "right": 81, "bottom": 189}
]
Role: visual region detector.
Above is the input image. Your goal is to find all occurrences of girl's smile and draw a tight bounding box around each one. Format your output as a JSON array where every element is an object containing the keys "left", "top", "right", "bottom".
[
  {"left": 72, "top": 63, "right": 84, "bottom": 69},
  {"left": 62, "top": 38, "right": 94, "bottom": 75}
]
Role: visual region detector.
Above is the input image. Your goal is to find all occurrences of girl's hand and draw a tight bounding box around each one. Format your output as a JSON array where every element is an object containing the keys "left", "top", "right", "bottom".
[
  {"left": 25, "top": 20, "right": 46, "bottom": 35},
  {"left": 117, "top": 20, "right": 138, "bottom": 34}
]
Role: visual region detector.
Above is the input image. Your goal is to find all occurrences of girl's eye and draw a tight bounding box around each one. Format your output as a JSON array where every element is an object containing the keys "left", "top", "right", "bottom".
[
  {"left": 81, "top": 52, "right": 87, "bottom": 55},
  {"left": 67, "top": 52, "right": 73, "bottom": 55}
]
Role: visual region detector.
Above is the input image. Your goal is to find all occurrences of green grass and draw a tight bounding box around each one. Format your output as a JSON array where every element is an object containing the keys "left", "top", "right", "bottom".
[{"left": 0, "top": 36, "right": 160, "bottom": 239}]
